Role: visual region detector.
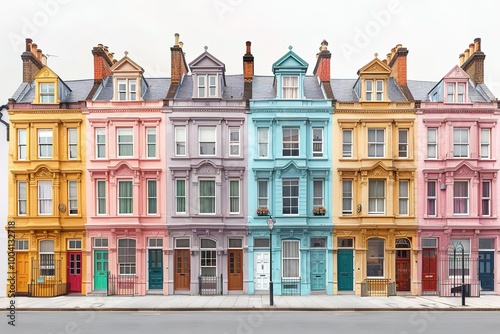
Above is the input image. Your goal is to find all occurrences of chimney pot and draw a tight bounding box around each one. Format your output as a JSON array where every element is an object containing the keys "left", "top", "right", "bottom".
[
  {"left": 459, "top": 53, "right": 465, "bottom": 65},
  {"left": 98, "top": 43, "right": 103, "bottom": 49},
  {"left": 246, "top": 41, "right": 251, "bottom": 54},
  {"left": 174, "top": 33, "right": 180, "bottom": 46},
  {"left": 464, "top": 49, "right": 470, "bottom": 60},
  {"left": 469, "top": 43, "right": 475, "bottom": 55},
  {"left": 25, "top": 38, "right": 33, "bottom": 52},
  {"left": 474, "top": 38, "right": 481, "bottom": 51},
  {"left": 386, "top": 53, "right": 392, "bottom": 63},
  {"left": 179, "top": 41, "right": 183, "bottom": 48},
  {"left": 37, "top": 49, "right": 43, "bottom": 61}
]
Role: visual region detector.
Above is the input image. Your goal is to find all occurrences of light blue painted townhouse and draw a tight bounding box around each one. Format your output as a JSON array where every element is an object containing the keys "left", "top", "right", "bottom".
[{"left": 247, "top": 44, "right": 334, "bottom": 295}]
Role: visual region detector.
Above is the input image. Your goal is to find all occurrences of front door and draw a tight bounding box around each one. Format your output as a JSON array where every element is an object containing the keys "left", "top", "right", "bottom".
[
  {"left": 338, "top": 250, "right": 353, "bottom": 291},
  {"left": 67, "top": 252, "right": 82, "bottom": 293},
  {"left": 254, "top": 251, "right": 270, "bottom": 290},
  {"left": 174, "top": 249, "right": 190, "bottom": 290},
  {"left": 396, "top": 250, "right": 410, "bottom": 291},
  {"left": 310, "top": 250, "right": 326, "bottom": 290},
  {"left": 148, "top": 249, "right": 163, "bottom": 290},
  {"left": 16, "top": 252, "right": 29, "bottom": 294},
  {"left": 228, "top": 249, "right": 243, "bottom": 290},
  {"left": 479, "top": 251, "right": 494, "bottom": 291},
  {"left": 422, "top": 249, "right": 437, "bottom": 292},
  {"left": 93, "top": 250, "right": 108, "bottom": 290}
]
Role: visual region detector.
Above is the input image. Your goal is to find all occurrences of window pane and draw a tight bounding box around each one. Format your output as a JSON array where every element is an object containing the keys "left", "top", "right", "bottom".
[
  {"left": 176, "top": 179, "right": 186, "bottom": 213},
  {"left": 229, "top": 180, "right": 239, "bottom": 213},
  {"left": 148, "top": 180, "right": 157, "bottom": 214},
  {"left": 258, "top": 128, "right": 269, "bottom": 158},
  {"left": 199, "top": 180, "right": 215, "bottom": 214}
]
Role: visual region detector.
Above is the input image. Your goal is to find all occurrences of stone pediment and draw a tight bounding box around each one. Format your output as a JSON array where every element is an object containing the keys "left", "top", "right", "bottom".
[
  {"left": 189, "top": 50, "right": 225, "bottom": 71},
  {"left": 34, "top": 166, "right": 53, "bottom": 179},
  {"left": 446, "top": 161, "right": 480, "bottom": 176},
  {"left": 192, "top": 160, "right": 221, "bottom": 175},
  {"left": 357, "top": 57, "right": 391, "bottom": 76},
  {"left": 35, "top": 66, "right": 58, "bottom": 79},
  {"left": 111, "top": 54, "right": 144, "bottom": 74},
  {"left": 272, "top": 47, "right": 308, "bottom": 72},
  {"left": 444, "top": 65, "right": 469, "bottom": 79},
  {"left": 278, "top": 161, "right": 307, "bottom": 178}
]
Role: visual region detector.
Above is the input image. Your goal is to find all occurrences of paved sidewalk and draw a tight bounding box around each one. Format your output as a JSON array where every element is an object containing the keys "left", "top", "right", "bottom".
[{"left": 3, "top": 294, "right": 500, "bottom": 311}]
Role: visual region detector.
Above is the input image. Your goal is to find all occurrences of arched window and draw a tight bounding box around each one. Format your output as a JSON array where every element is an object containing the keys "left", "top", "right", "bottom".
[
  {"left": 39, "top": 240, "right": 54, "bottom": 276},
  {"left": 200, "top": 239, "right": 217, "bottom": 276}
]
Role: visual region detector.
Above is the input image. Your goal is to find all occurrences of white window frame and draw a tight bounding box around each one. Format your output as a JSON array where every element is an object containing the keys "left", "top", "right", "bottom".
[
  {"left": 481, "top": 180, "right": 491, "bottom": 217},
  {"left": 18, "top": 181, "right": 27, "bottom": 216},
  {"left": 427, "top": 128, "right": 438, "bottom": 159},
  {"left": 146, "top": 128, "right": 156, "bottom": 158},
  {"left": 398, "top": 129, "right": 408, "bottom": 158},
  {"left": 427, "top": 180, "right": 437, "bottom": 217},
  {"left": 117, "top": 128, "right": 134, "bottom": 158},
  {"left": 199, "top": 179, "right": 216, "bottom": 214},
  {"left": 197, "top": 74, "right": 218, "bottom": 98},
  {"left": 118, "top": 180, "right": 133, "bottom": 215},
  {"left": 229, "top": 127, "right": 240, "bottom": 157},
  {"left": 342, "top": 180, "right": 353, "bottom": 215},
  {"left": 68, "top": 128, "right": 77, "bottom": 160},
  {"left": 39, "top": 240, "right": 55, "bottom": 276},
  {"left": 175, "top": 126, "right": 186, "bottom": 156},
  {"left": 93, "top": 238, "right": 109, "bottom": 248},
  {"left": 480, "top": 128, "right": 491, "bottom": 159},
  {"left": 368, "top": 128, "right": 384, "bottom": 158},
  {"left": 365, "top": 79, "right": 373, "bottom": 101},
  {"left": 18, "top": 129, "right": 27, "bottom": 160},
  {"left": 342, "top": 129, "right": 353, "bottom": 158},
  {"left": 258, "top": 127, "right": 269, "bottom": 158},
  {"left": 257, "top": 179, "right": 269, "bottom": 208},
  {"left": 148, "top": 238, "right": 163, "bottom": 248},
  {"left": 453, "top": 180, "right": 469, "bottom": 215},
  {"left": 229, "top": 180, "right": 240, "bottom": 214},
  {"left": 282, "top": 179, "right": 299, "bottom": 215},
  {"left": 368, "top": 180, "right": 385, "bottom": 214},
  {"left": 199, "top": 126, "right": 216, "bottom": 156},
  {"left": 15, "top": 239, "right": 29, "bottom": 251},
  {"left": 375, "top": 79, "right": 384, "bottom": 101},
  {"left": 200, "top": 239, "right": 217, "bottom": 276},
  {"left": 312, "top": 128, "right": 323, "bottom": 158},
  {"left": 68, "top": 180, "right": 78, "bottom": 215},
  {"left": 282, "top": 76, "right": 298, "bottom": 99},
  {"left": 96, "top": 128, "right": 106, "bottom": 159},
  {"left": 175, "top": 179, "right": 186, "bottom": 214},
  {"left": 38, "top": 180, "right": 52, "bottom": 215},
  {"left": 39, "top": 83, "right": 55, "bottom": 103},
  {"left": 453, "top": 128, "right": 469, "bottom": 158},
  {"left": 147, "top": 179, "right": 157, "bottom": 215},
  {"left": 38, "top": 129, "right": 53, "bottom": 158},
  {"left": 96, "top": 180, "right": 106, "bottom": 215},
  {"left": 67, "top": 239, "right": 82, "bottom": 250},
  {"left": 282, "top": 127, "right": 299, "bottom": 157},
  {"left": 282, "top": 240, "right": 300, "bottom": 279},
  {"left": 118, "top": 238, "right": 136, "bottom": 275},
  {"left": 117, "top": 78, "right": 137, "bottom": 101},
  {"left": 398, "top": 180, "right": 409, "bottom": 216},
  {"left": 313, "top": 179, "right": 324, "bottom": 207}
]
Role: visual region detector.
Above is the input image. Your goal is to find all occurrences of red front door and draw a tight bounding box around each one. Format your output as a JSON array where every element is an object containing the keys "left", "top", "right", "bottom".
[
  {"left": 422, "top": 249, "right": 437, "bottom": 292},
  {"left": 396, "top": 250, "right": 411, "bottom": 291},
  {"left": 67, "top": 252, "right": 82, "bottom": 293}
]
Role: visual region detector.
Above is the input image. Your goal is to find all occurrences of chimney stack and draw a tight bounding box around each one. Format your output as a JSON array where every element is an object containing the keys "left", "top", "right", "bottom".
[
  {"left": 313, "top": 40, "right": 331, "bottom": 82},
  {"left": 170, "top": 33, "right": 188, "bottom": 85},
  {"left": 21, "top": 38, "right": 45, "bottom": 83},
  {"left": 388, "top": 44, "right": 408, "bottom": 86},
  {"left": 461, "top": 38, "right": 485, "bottom": 84},
  {"left": 243, "top": 41, "right": 254, "bottom": 101},
  {"left": 91, "top": 43, "right": 114, "bottom": 83}
]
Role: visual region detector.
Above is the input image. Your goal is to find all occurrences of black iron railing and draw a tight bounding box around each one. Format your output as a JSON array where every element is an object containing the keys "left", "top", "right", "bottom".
[
  {"left": 107, "top": 272, "right": 138, "bottom": 296},
  {"left": 281, "top": 278, "right": 301, "bottom": 295},
  {"left": 198, "top": 274, "right": 223, "bottom": 295},
  {"left": 28, "top": 259, "right": 69, "bottom": 297}
]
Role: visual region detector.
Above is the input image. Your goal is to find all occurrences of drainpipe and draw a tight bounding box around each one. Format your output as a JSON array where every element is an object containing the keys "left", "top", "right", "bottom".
[{"left": 0, "top": 104, "right": 9, "bottom": 141}]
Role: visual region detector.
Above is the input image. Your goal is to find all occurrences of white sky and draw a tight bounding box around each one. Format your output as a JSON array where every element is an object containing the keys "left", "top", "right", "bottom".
[{"left": 1, "top": 0, "right": 499, "bottom": 103}]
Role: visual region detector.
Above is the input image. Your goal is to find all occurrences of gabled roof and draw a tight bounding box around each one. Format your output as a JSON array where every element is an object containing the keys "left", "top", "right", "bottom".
[
  {"left": 35, "top": 66, "right": 72, "bottom": 92},
  {"left": 92, "top": 77, "right": 170, "bottom": 101},
  {"left": 174, "top": 74, "right": 243, "bottom": 100},
  {"left": 252, "top": 76, "right": 325, "bottom": 100},
  {"left": 272, "top": 47, "right": 308, "bottom": 73},
  {"left": 188, "top": 49, "right": 226, "bottom": 72},
  {"left": 444, "top": 65, "right": 469, "bottom": 80},
  {"left": 110, "top": 53, "right": 145, "bottom": 74},
  {"left": 330, "top": 78, "right": 407, "bottom": 102},
  {"left": 357, "top": 57, "right": 391, "bottom": 76}
]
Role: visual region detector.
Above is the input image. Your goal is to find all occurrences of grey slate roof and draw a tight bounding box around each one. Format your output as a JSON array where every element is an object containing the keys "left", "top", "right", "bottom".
[
  {"left": 93, "top": 77, "right": 170, "bottom": 101},
  {"left": 251, "top": 75, "right": 326, "bottom": 100},
  {"left": 407, "top": 80, "right": 497, "bottom": 102},
  {"left": 330, "top": 77, "right": 407, "bottom": 102},
  {"left": 12, "top": 79, "right": 95, "bottom": 103},
  {"left": 175, "top": 75, "right": 244, "bottom": 100}
]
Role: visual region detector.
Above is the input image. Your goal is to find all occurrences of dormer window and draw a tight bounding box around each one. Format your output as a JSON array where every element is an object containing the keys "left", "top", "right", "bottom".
[
  {"left": 283, "top": 76, "right": 298, "bottom": 99},
  {"left": 197, "top": 74, "right": 217, "bottom": 98},
  {"left": 446, "top": 82, "right": 466, "bottom": 103},
  {"left": 40, "top": 83, "right": 55, "bottom": 103},
  {"left": 118, "top": 79, "right": 137, "bottom": 101},
  {"left": 365, "top": 79, "right": 384, "bottom": 101}
]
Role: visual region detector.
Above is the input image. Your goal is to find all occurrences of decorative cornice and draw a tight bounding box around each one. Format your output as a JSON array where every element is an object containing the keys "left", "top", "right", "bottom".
[
  {"left": 334, "top": 109, "right": 415, "bottom": 114},
  {"left": 418, "top": 109, "right": 498, "bottom": 114},
  {"left": 9, "top": 109, "right": 83, "bottom": 114},
  {"left": 250, "top": 109, "right": 332, "bottom": 113},
  {"left": 87, "top": 108, "right": 162, "bottom": 113}
]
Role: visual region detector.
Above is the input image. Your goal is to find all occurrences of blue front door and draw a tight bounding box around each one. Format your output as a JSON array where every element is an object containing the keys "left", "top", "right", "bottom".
[
  {"left": 338, "top": 250, "right": 354, "bottom": 291},
  {"left": 479, "top": 251, "right": 494, "bottom": 291},
  {"left": 310, "top": 250, "right": 326, "bottom": 290}
]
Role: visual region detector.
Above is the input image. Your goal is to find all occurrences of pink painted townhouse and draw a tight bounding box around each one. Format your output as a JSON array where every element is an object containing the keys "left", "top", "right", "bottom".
[
  {"left": 84, "top": 45, "right": 169, "bottom": 295},
  {"left": 410, "top": 38, "right": 500, "bottom": 296}
]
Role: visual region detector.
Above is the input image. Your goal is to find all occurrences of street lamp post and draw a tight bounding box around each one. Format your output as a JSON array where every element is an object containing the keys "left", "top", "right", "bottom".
[
  {"left": 448, "top": 241, "right": 466, "bottom": 306},
  {"left": 267, "top": 216, "right": 275, "bottom": 306}
]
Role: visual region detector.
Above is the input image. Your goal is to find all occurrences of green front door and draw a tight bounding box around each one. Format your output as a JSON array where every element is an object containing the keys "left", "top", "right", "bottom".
[
  {"left": 148, "top": 249, "right": 163, "bottom": 290},
  {"left": 310, "top": 250, "right": 326, "bottom": 290},
  {"left": 338, "top": 250, "right": 353, "bottom": 291},
  {"left": 94, "top": 250, "right": 108, "bottom": 290}
]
